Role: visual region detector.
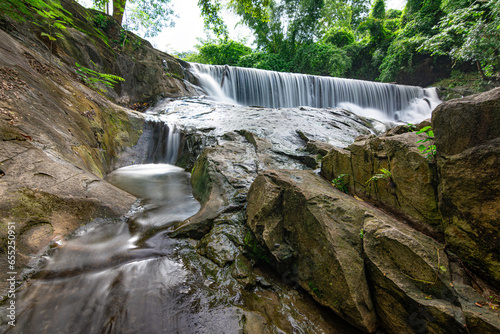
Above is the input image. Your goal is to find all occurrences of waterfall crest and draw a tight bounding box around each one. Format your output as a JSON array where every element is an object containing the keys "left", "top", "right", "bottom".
[{"left": 189, "top": 63, "right": 440, "bottom": 123}]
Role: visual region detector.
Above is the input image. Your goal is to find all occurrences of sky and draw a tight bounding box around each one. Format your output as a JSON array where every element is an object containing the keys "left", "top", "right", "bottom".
[{"left": 79, "top": 0, "right": 407, "bottom": 53}]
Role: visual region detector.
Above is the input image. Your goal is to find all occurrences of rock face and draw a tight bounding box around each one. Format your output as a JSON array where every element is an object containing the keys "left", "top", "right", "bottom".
[
  {"left": 0, "top": 25, "right": 141, "bottom": 295},
  {"left": 432, "top": 88, "right": 500, "bottom": 288},
  {"left": 247, "top": 169, "right": 500, "bottom": 333},
  {"left": 2, "top": 0, "right": 200, "bottom": 107},
  {"left": 321, "top": 129, "right": 442, "bottom": 239},
  {"left": 247, "top": 170, "right": 377, "bottom": 332}
]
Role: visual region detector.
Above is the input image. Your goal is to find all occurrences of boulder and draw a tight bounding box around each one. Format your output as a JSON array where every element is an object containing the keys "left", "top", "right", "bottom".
[
  {"left": 432, "top": 88, "right": 500, "bottom": 156},
  {"left": 171, "top": 140, "right": 257, "bottom": 238},
  {"left": 247, "top": 169, "right": 500, "bottom": 334},
  {"left": 247, "top": 169, "right": 378, "bottom": 332},
  {"left": 432, "top": 89, "right": 500, "bottom": 288},
  {"left": 363, "top": 217, "right": 467, "bottom": 334},
  {"left": 321, "top": 131, "right": 442, "bottom": 239}
]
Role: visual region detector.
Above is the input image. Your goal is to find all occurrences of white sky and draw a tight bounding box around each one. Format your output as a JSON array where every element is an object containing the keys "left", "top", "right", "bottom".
[{"left": 78, "top": 0, "right": 407, "bottom": 53}]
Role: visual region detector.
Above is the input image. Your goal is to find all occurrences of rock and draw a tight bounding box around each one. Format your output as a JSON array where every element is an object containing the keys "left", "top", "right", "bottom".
[
  {"left": 197, "top": 232, "right": 241, "bottom": 267},
  {"left": 363, "top": 217, "right": 467, "bottom": 334},
  {"left": 0, "top": 27, "right": 140, "bottom": 296},
  {"left": 321, "top": 132, "right": 442, "bottom": 239},
  {"left": 171, "top": 141, "right": 256, "bottom": 238},
  {"left": 247, "top": 169, "right": 500, "bottom": 334},
  {"left": 247, "top": 169, "right": 378, "bottom": 332},
  {"left": 320, "top": 146, "right": 352, "bottom": 183},
  {"left": 305, "top": 140, "right": 335, "bottom": 156},
  {"left": 432, "top": 88, "right": 500, "bottom": 288},
  {"left": 242, "top": 311, "right": 270, "bottom": 334},
  {"left": 432, "top": 87, "right": 500, "bottom": 156},
  {"left": 437, "top": 139, "right": 500, "bottom": 288}
]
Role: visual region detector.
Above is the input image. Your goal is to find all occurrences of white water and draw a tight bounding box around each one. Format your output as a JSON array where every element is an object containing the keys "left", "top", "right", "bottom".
[
  {"left": 189, "top": 63, "right": 441, "bottom": 123},
  {"left": 143, "top": 119, "right": 181, "bottom": 165}
]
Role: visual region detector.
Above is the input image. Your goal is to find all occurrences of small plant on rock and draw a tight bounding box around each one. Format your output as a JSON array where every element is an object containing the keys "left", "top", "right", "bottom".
[
  {"left": 405, "top": 123, "right": 416, "bottom": 132},
  {"left": 75, "top": 62, "right": 125, "bottom": 94},
  {"left": 332, "top": 174, "right": 349, "bottom": 193},
  {"left": 366, "top": 168, "right": 392, "bottom": 184},
  {"left": 416, "top": 126, "right": 436, "bottom": 160},
  {"left": 366, "top": 168, "right": 393, "bottom": 193}
]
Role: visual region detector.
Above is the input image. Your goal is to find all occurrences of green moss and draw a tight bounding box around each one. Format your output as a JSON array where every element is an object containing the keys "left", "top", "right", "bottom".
[
  {"left": 190, "top": 152, "right": 211, "bottom": 203},
  {"left": 243, "top": 231, "right": 271, "bottom": 264}
]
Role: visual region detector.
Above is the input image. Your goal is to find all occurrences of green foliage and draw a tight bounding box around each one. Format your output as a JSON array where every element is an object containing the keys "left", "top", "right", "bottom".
[
  {"left": 332, "top": 174, "right": 349, "bottom": 194},
  {"left": 418, "top": 0, "right": 500, "bottom": 79},
  {"left": 125, "top": 0, "right": 175, "bottom": 38},
  {"left": 366, "top": 168, "right": 392, "bottom": 184},
  {"left": 75, "top": 62, "right": 125, "bottom": 93},
  {"left": 197, "top": 40, "right": 252, "bottom": 66},
  {"left": 416, "top": 126, "right": 436, "bottom": 160},
  {"left": 198, "top": 0, "right": 228, "bottom": 38},
  {"left": 237, "top": 52, "right": 292, "bottom": 72},
  {"left": 322, "top": 26, "right": 355, "bottom": 48},
  {"left": 92, "top": 12, "right": 112, "bottom": 30},
  {"left": 293, "top": 43, "right": 351, "bottom": 77},
  {"left": 386, "top": 8, "right": 402, "bottom": 20},
  {"left": 370, "top": 0, "right": 386, "bottom": 20},
  {"left": 405, "top": 123, "right": 416, "bottom": 132},
  {"left": 378, "top": 35, "right": 426, "bottom": 82},
  {"left": 1, "top": 0, "right": 71, "bottom": 24}
]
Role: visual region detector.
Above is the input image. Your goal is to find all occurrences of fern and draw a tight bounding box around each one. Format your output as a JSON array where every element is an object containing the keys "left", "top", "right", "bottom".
[{"left": 75, "top": 63, "right": 125, "bottom": 93}]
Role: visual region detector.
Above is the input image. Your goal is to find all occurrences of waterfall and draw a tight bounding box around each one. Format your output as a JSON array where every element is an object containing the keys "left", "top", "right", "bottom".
[
  {"left": 189, "top": 63, "right": 441, "bottom": 123},
  {"left": 144, "top": 119, "right": 181, "bottom": 164}
]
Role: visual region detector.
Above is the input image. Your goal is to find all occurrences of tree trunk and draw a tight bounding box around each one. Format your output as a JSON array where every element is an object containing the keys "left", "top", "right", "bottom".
[{"left": 113, "top": 0, "right": 127, "bottom": 26}]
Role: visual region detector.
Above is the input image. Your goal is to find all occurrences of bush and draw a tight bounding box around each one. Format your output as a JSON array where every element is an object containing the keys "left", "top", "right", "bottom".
[
  {"left": 237, "top": 52, "right": 292, "bottom": 72},
  {"left": 293, "top": 43, "right": 351, "bottom": 77},
  {"left": 197, "top": 40, "right": 252, "bottom": 66},
  {"left": 322, "top": 26, "right": 355, "bottom": 48}
]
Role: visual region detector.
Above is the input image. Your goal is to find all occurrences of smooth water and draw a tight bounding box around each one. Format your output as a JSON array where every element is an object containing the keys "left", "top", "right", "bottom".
[
  {"left": 189, "top": 63, "right": 441, "bottom": 123},
  {"left": 4, "top": 164, "right": 204, "bottom": 333}
]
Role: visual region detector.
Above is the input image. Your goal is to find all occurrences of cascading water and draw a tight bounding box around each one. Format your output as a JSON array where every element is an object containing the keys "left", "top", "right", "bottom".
[
  {"left": 189, "top": 63, "right": 441, "bottom": 123},
  {"left": 144, "top": 119, "right": 181, "bottom": 165}
]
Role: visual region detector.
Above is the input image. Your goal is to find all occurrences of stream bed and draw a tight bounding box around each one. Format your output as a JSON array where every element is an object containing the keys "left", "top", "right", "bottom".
[{"left": 0, "top": 98, "right": 377, "bottom": 333}]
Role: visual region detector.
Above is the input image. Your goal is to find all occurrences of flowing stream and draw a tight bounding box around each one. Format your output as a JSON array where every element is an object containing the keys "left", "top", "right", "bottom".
[{"left": 3, "top": 164, "right": 209, "bottom": 333}]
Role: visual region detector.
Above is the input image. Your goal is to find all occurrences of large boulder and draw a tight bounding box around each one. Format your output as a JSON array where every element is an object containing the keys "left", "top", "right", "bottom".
[
  {"left": 432, "top": 88, "right": 500, "bottom": 288},
  {"left": 247, "top": 169, "right": 378, "bottom": 332},
  {"left": 247, "top": 169, "right": 500, "bottom": 334},
  {"left": 321, "top": 130, "right": 442, "bottom": 239}
]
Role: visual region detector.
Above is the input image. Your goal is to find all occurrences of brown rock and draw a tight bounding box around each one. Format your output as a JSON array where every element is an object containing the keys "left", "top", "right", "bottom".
[{"left": 247, "top": 169, "right": 378, "bottom": 332}]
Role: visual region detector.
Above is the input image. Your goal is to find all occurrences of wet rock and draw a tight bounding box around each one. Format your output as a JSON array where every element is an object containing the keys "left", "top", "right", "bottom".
[
  {"left": 230, "top": 255, "right": 257, "bottom": 288},
  {"left": 171, "top": 141, "right": 255, "bottom": 238},
  {"left": 305, "top": 140, "right": 335, "bottom": 156},
  {"left": 197, "top": 232, "right": 240, "bottom": 267},
  {"left": 432, "top": 88, "right": 500, "bottom": 289},
  {"left": 242, "top": 311, "right": 270, "bottom": 334},
  {"left": 247, "top": 169, "right": 378, "bottom": 332},
  {"left": 0, "top": 28, "right": 140, "bottom": 296}
]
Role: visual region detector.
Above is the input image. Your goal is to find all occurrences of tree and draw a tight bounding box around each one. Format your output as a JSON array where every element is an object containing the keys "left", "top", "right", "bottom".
[
  {"left": 370, "top": 0, "right": 385, "bottom": 19},
  {"left": 418, "top": 0, "right": 500, "bottom": 80},
  {"left": 194, "top": 39, "right": 252, "bottom": 65}
]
